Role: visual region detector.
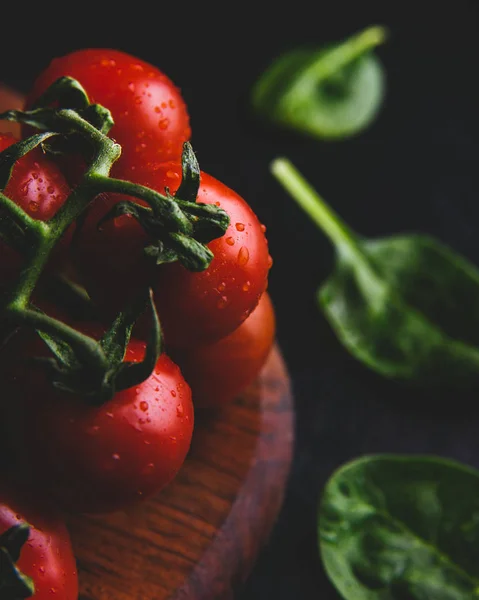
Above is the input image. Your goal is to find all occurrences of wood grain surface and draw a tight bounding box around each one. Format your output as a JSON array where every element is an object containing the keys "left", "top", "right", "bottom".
[{"left": 67, "top": 343, "right": 294, "bottom": 600}]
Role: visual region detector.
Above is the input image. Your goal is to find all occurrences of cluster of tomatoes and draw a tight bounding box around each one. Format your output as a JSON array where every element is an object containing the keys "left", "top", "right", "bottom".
[{"left": 0, "top": 48, "right": 273, "bottom": 598}]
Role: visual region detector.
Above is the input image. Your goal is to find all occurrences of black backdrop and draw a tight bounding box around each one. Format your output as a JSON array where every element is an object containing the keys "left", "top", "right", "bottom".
[{"left": 2, "top": 1, "right": 479, "bottom": 597}]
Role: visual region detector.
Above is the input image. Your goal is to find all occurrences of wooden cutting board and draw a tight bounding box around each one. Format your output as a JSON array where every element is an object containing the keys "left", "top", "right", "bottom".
[{"left": 68, "top": 343, "right": 294, "bottom": 600}]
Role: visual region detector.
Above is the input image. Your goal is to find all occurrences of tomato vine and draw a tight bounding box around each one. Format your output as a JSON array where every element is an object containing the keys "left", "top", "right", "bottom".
[{"left": 0, "top": 76, "right": 230, "bottom": 403}]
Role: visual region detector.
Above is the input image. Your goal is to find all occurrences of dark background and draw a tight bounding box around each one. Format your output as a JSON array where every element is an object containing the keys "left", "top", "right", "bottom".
[{"left": 2, "top": 1, "right": 479, "bottom": 597}]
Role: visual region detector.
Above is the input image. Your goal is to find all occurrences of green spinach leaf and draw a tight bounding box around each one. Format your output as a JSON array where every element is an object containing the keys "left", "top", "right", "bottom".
[
  {"left": 319, "top": 454, "right": 479, "bottom": 599},
  {"left": 251, "top": 25, "right": 387, "bottom": 140},
  {"left": 271, "top": 158, "right": 479, "bottom": 387}
]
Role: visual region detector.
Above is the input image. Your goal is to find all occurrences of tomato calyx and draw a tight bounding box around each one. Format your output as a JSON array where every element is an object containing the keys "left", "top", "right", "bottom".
[
  {"left": 99, "top": 142, "right": 230, "bottom": 272},
  {"left": 3, "top": 75, "right": 114, "bottom": 138},
  {"left": 33, "top": 288, "right": 162, "bottom": 404},
  {"left": 0, "top": 523, "right": 35, "bottom": 599}
]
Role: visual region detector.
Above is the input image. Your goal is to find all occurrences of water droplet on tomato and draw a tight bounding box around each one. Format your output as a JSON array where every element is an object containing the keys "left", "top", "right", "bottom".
[
  {"left": 47, "top": 185, "right": 55, "bottom": 194},
  {"left": 169, "top": 99, "right": 176, "bottom": 108},
  {"left": 170, "top": 436, "right": 177, "bottom": 443},
  {"left": 225, "top": 237, "right": 235, "bottom": 246},
  {"left": 166, "top": 171, "right": 180, "bottom": 183},
  {"left": 267, "top": 254, "right": 274, "bottom": 268},
  {"left": 28, "top": 200, "right": 39, "bottom": 212},
  {"left": 240, "top": 308, "right": 252, "bottom": 322},
  {"left": 112, "top": 453, "right": 120, "bottom": 460},
  {"left": 106, "top": 412, "right": 114, "bottom": 418},
  {"left": 238, "top": 246, "right": 250, "bottom": 266},
  {"left": 128, "top": 82, "right": 135, "bottom": 92},
  {"left": 217, "top": 296, "right": 228, "bottom": 309},
  {"left": 261, "top": 223, "right": 267, "bottom": 233},
  {"left": 142, "top": 463, "right": 155, "bottom": 474},
  {"left": 171, "top": 389, "right": 177, "bottom": 397},
  {"left": 235, "top": 222, "right": 245, "bottom": 231},
  {"left": 242, "top": 281, "right": 251, "bottom": 292},
  {"left": 176, "top": 404, "right": 184, "bottom": 417},
  {"left": 217, "top": 282, "right": 226, "bottom": 292},
  {"left": 158, "top": 118, "right": 170, "bottom": 130},
  {"left": 140, "top": 401, "right": 149, "bottom": 412}
]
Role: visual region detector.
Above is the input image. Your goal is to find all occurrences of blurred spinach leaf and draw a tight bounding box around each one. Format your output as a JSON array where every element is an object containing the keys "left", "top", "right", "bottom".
[{"left": 251, "top": 25, "right": 387, "bottom": 140}]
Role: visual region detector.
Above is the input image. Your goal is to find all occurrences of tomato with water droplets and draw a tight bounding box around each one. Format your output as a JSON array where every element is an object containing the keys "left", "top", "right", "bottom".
[
  {"left": 171, "top": 291, "right": 276, "bottom": 407},
  {"left": 24, "top": 48, "right": 192, "bottom": 172},
  {"left": 72, "top": 163, "right": 272, "bottom": 348},
  {"left": 4, "top": 330, "right": 194, "bottom": 514},
  {"left": 0, "top": 485, "right": 78, "bottom": 599},
  {"left": 0, "top": 132, "right": 71, "bottom": 287}
]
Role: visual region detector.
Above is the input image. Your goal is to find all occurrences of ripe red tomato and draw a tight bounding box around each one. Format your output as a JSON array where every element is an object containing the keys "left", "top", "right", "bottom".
[
  {"left": 0, "top": 485, "right": 78, "bottom": 600},
  {"left": 72, "top": 163, "right": 272, "bottom": 348},
  {"left": 171, "top": 291, "right": 276, "bottom": 408},
  {"left": 24, "top": 48, "right": 192, "bottom": 171},
  {"left": 0, "top": 132, "right": 72, "bottom": 286},
  {"left": 143, "top": 166, "right": 272, "bottom": 348},
  {"left": 5, "top": 332, "right": 194, "bottom": 514}
]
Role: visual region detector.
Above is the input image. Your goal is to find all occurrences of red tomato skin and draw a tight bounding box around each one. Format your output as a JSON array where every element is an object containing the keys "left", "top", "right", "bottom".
[
  {"left": 4, "top": 334, "right": 194, "bottom": 515},
  {"left": 151, "top": 167, "right": 272, "bottom": 348},
  {"left": 25, "top": 48, "right": 192, "bottom": 169},
  {"left": 0, "top": 133, "right": 69, "bottom": 220},
  {"left": 71, "top": 190, "right": 154, "bottom": 303},
  {"left": 72, "top": 163, "right": 272, "bottom": 348},
  {"left": 0, "top": 488, "right": 78, "bottom": 600},
  {"left": 0, "top": 132, "right": 72, "bottom": 284},
  {"left": 171, "top": 291, "right": 276, "bottom": 408}
]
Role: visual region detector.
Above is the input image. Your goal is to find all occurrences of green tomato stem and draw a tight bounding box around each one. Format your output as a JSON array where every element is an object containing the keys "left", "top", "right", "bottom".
[
  {"left": 0, "top": 191, "right": 47, "bottom": 249},
  {"left": 90, "top": 174, "right": 194, "bottom": 234},
  {"left": 6, "top": 305, "right": 108, "bottom": 369}
]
